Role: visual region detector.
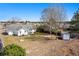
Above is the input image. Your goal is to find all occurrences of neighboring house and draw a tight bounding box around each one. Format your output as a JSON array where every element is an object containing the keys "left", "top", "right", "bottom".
[
  {"left": 58, "top": 21, "right": 70, "bottom": 29},
  {"left": 5, "top": 24, "right": 36, "bottom": 36},
  {"left": 43, "top": 21, "right": 70, "bottom": 31}
]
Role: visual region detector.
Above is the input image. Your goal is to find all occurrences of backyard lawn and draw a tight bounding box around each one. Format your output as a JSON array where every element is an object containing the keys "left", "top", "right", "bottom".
[
  {"left": 1, "top": 31, "right": 79, "bottom": 56},
  {"left": 3, "top": 32, "right": 57, "bottom": 46}
]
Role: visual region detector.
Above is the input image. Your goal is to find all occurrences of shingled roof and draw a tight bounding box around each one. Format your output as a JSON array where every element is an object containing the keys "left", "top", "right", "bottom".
[{"left": 6, "top": 24, "right": 33, "bottom": 32}]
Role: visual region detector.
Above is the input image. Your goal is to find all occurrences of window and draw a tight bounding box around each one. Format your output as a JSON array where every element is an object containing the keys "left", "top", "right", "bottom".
[{"left": 20, "top": 31, "right": 21, "bottom": 34}]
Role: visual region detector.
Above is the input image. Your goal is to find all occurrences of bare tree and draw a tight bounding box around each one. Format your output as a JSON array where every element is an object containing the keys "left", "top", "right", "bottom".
[{"left": 41, "top": 4, "right": 67, "bottom": 39}]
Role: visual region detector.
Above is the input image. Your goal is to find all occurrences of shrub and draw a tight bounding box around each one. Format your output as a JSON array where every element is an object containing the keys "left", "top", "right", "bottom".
[
  {"left": 36, "top": 25, "right": 61, "bottom": 35},
  {"left": 51, "top": 29, "right": 61, "bottom": 36},
  {"left": 0, "top": 49, "right": 4, "bottom": 56},
  {"left": 3, "top": 44, "right": 26, "bottom": 56},
  {"left": 36, "top": 25, "right": 45, "bottom": 32}
]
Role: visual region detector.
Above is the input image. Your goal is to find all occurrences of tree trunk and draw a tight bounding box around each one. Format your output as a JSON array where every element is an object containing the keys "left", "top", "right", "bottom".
[
  {"left": 55, "top": 28, "right": 58, "bottom": 40},
  {"left": 49, "top": 23, "right": 52, "bottom": 39}
]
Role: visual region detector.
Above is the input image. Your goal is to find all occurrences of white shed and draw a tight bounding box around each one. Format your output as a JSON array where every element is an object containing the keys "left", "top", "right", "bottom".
[{"left": 61, "top": 32, "right": 70, "bottom": 40}]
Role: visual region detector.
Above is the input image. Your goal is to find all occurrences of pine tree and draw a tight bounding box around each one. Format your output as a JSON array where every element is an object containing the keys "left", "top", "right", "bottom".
[{"left": 71, "top": 8, "right": 79, "bottom": 25}]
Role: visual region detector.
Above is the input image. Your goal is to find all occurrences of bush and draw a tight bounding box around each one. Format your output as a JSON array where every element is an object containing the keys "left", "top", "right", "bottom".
[
  {"left": 36, "top": 25, "right": 61, "bottom": 35},
  {"left": 3, "top": 44, "right": 26, "bottom": 56},
  {"left": 0, "top": 49, "right": 4, "bottom": 56},
  {"left": 51, "top": 29, "right": 61, "bottom": 36},
  {"left": 36, "top": 25, "right": 45, "bottom": 32}
]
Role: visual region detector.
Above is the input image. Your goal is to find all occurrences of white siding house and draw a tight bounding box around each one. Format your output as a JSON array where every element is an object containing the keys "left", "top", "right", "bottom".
[
  {"left": 31, "top": 29, "right": 36, "bottom": 34},
  {"left": 18, "top": 29, "right": 25, "bottom": 36},
  {"left": 5, "top": 24, "right": 36, "bottom": 36},
  {"left": 8, "top": 31, "right": 13, "bottom": 36}
]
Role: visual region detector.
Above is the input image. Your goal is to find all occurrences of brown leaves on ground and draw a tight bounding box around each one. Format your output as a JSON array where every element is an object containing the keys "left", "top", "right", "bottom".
[{"left": 54, "top": 40, "right": 79, "bottom": 56}]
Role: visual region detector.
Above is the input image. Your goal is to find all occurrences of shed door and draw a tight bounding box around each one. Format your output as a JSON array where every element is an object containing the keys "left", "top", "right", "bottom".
[{"left": 63, "top": 33, "right": 70, "bottom": 40}]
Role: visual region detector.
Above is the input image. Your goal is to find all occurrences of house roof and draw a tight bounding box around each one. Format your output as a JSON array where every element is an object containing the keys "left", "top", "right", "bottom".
[{"left": 6, "top": 24, "right": 33, "bottom": 32}]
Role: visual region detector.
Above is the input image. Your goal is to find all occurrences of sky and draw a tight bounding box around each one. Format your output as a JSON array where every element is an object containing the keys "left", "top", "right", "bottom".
[{"left": 0, "top": 3, "right": 79, "bottom": 22}]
